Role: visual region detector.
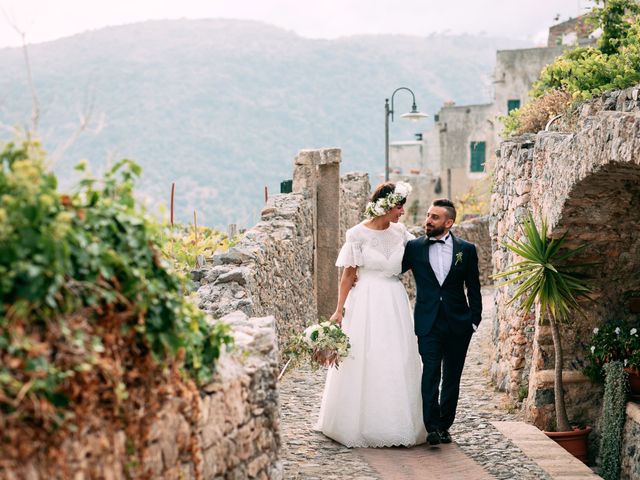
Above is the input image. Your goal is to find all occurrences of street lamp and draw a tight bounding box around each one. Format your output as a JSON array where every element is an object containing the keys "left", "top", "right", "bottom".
[{"left": 385, "top": 87, "right": 428, "bottom": 181}]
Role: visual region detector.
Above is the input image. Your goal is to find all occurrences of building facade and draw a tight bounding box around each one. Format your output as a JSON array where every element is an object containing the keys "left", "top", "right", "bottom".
[{"left": 388, "top": 15, "right": 596, "bottom": 222}]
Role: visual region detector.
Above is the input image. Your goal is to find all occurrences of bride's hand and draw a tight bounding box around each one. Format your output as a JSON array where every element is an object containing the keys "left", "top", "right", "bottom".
[{"left": 330, "top": 310, "right": 343, "bottom": 326}]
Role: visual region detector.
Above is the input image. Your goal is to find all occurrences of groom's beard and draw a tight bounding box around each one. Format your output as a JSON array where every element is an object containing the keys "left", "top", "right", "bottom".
[{"left": 426, "top": 225, "right": 446, "bottom": 238}]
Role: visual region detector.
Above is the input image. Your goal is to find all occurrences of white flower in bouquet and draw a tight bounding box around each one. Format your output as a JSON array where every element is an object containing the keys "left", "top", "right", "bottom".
[{"left": 303, "top": 324, "right": 321, "bottom": 346}]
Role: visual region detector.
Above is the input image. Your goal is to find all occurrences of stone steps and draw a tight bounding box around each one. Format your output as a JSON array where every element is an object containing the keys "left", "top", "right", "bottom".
[{"left": 492, "top": 421, "right": 602, "bottom": 480}]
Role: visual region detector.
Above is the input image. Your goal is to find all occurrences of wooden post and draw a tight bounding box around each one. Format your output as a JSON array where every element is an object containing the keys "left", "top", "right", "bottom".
[
  {"left": 193, "top": 210, "right": 198, "bottom": 244},
  {"left": 170, "top": 182, "right": 175, "bottom": 227},
  {"left": 264, "top": 186, "right": 268, "bottom": 203}
]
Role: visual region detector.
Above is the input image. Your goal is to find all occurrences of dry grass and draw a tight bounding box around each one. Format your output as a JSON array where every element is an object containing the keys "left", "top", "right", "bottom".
[{"left": 514, "top": 89, "right": 574, "bottom": 136}]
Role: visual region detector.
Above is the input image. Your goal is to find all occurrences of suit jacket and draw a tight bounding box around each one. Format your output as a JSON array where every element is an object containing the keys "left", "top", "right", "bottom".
[{"left": 402, "top": 233, "right": 482, "bottom": 336}]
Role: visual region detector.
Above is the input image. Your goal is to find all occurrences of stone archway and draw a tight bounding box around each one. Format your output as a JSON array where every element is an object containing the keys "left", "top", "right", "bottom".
[
  {"left": 527, "top": 161, "right": 640, "bottom": 429},
  {"left": 490, "top": 84, "right": 640, "bottom": 433}
]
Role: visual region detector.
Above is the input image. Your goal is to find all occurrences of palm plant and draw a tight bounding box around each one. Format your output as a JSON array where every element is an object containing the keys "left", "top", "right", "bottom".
[{"left": 494, "top": 213, "right": 592, "bottom": 432}]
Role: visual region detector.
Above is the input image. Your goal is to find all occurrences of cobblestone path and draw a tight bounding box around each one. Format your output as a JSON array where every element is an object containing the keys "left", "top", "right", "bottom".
[{"left": 279, "top": 288, "right": 552, "bottom": 479}]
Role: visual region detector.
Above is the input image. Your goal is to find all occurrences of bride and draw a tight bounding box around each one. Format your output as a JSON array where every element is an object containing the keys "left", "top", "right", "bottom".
[{"left": 316, "top": 181, "right": 426, "bottom": 447}]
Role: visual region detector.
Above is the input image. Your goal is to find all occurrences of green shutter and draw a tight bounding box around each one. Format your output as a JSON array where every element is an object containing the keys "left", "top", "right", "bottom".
[
  {"left": 507, "top": 99, "right": 521, "bottom": 112},
  {"left": 470, "top": 141, "right": 486, "bottom": 172}
]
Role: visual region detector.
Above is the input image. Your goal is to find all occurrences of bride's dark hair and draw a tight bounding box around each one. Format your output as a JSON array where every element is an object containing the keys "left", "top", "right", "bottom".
[{"left": 370, "top": 182, "right": 406, "bottom": 206}]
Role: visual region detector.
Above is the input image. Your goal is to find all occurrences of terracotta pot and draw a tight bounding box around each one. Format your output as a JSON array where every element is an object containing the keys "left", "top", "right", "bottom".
[
  {"left": 545, "top": 426, "right": 592, "bottom": 464},
  {"left": 624, "top": 368, "right": 640, "bottom": 400}
]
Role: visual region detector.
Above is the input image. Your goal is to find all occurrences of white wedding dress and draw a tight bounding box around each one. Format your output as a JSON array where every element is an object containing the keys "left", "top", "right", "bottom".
[{"left": 316, "top": 221, "right": 426, "bottom": 447}]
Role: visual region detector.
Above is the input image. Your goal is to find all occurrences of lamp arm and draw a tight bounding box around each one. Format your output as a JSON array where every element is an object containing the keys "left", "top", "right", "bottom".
[{"left": 389, "top": 87, "right": 417, "bottom": 122}]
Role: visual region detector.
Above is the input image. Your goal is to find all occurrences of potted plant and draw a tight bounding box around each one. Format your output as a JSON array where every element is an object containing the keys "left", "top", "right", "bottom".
[
  {"left": 494, "top": 213, "right": 593, "bottom": 462},
  {"left": 621, "top": 326, "right": 640, "bottom": 399},
  {"left": 586, "top": 321, "right": 640, "bottom": 400}
]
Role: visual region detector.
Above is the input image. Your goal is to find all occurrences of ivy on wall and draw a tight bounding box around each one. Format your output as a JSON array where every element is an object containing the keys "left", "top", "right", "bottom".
[{"left": 600, "top": 361, "right": 628, "bottom": 480}]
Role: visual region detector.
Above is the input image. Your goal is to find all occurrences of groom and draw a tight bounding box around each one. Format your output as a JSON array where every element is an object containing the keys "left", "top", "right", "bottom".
[{"left": 402, "top": 198, "right": 482, "bottom": 446}]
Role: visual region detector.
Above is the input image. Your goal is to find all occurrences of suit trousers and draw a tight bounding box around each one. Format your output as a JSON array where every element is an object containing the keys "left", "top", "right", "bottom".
[{"left": 417, "top": 303, "right": 472, "bottom": 433}]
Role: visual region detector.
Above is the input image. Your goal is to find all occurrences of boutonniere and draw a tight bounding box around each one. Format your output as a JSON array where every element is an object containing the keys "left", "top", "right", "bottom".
[{"left": 455, "top": 252, "right": 463, "bottom": 266}]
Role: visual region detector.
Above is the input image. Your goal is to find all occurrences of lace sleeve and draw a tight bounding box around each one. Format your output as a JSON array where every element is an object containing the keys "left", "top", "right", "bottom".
[{"left": 335, "top": 228, "right": 364, "bottom": 267}]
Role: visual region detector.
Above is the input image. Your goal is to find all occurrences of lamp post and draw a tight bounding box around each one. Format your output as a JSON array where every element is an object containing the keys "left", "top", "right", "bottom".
[{"left": 385, "top": 87, "right": 428, "bottom": 181}]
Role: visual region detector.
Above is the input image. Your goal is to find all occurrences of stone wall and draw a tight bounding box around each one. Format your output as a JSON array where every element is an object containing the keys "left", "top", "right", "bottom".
[
  {"left": 621, "top": 402, "right": 640, "bottom": 480},
  {"left": 4, "top": 312, "right": 281, "bottom": 480},
  {"left": 340, "top": 171, "right": 370, "bottom": 242},
  {"left": 195, "top": 192, "right": 316, "bottom": 352},
  {"left": 490, "top": 136, "right": 538, "bottom": 397},
  {"left": 452, "top": 216, "right": 491, "bottom": 287},
  {"left": 491, "top": 84, "right": 640, "bottom": 442}
]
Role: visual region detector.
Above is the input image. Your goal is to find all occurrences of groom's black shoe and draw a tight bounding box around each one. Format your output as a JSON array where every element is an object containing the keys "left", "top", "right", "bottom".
[
  {"left": 427, "top": 431, "right": 441, "bottom": 446},
  {"left": 439, "top": 430, "right": 452, "bottom": 444}
]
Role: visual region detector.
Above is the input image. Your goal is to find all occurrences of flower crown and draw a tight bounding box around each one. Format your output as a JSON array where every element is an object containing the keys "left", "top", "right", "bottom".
[{"left": 364, "top": 181, "right": 412, "bottom": 219}]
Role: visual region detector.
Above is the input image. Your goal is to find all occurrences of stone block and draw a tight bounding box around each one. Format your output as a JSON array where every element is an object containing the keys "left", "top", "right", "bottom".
[
  {"left": 215, "top": 268, "right": 249, "bottom": 286},
  {"left": 246, "top": 453, "right": 271, "bottom": 478}
]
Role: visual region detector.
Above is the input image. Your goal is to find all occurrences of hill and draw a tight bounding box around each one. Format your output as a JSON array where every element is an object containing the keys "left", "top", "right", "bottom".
[{"left": 0, "top": 19, "right": 529, "bottom": 227}]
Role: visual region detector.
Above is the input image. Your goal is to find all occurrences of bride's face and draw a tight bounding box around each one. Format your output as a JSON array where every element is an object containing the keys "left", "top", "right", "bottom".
[{"left": 385, "top": 205, "right": 405, "bottom": 223}]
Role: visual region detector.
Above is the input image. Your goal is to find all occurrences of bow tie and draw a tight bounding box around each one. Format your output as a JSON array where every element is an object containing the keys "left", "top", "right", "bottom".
[{"left": 428, "top": 238, "right": 445, "bottom": 245}]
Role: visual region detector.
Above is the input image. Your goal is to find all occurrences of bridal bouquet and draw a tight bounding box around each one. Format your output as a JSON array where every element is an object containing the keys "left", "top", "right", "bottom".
[{"left": 284, "top": 320, "right": 351, "bottom": 371}]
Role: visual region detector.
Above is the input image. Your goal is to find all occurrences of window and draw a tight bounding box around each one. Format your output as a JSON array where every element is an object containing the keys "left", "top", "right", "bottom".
[
  {"left": 470, "top": 141, "right": 486, "bottom": 173},
  {"left": 507, "top": 99, "right": 521, "bottom": 112}
]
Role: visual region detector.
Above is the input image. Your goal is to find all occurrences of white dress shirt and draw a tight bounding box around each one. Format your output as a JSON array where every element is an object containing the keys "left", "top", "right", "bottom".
[{"left": 428, "top": 233, "right": 453, "bottom": 286}]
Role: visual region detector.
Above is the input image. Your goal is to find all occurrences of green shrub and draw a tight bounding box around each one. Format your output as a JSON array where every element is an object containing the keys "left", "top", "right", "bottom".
[
  {"left": 532, "top": 39, "right": 640, "bottom": 101},
  {"left": 502, "top": 0, "right": 640, "bottom": 136},
  {"left": 0, "top": 140, "right": 232, "bottom": 446},
  {"left": 591, "top": 0, "right": 640, "bottom": 56},
  {"left": 162, "top": 222, "right": 237, "bottom": 276}
]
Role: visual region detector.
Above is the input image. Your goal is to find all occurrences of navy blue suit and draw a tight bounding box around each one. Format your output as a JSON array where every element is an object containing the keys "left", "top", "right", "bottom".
[{"left": 402, "top": 233, "right": 482, "bottom": 433}]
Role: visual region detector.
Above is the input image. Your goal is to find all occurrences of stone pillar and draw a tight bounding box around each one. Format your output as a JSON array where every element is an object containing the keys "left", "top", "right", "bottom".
[
  {"left": 292, "top": 148, "right": 341, "bottom": 321},
  {"left": 339, "top": 172, "right": 370, "bottom": 242}
]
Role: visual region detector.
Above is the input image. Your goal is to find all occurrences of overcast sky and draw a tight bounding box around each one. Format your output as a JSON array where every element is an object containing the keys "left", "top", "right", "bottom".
[{"left": 0, "top": 0, "right": 595, "bottom": 48}]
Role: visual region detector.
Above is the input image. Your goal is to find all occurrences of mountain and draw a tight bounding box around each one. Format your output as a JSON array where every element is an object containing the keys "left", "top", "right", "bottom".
[{"left": 0, "top": 19, "right": 529, "bottom": 227}]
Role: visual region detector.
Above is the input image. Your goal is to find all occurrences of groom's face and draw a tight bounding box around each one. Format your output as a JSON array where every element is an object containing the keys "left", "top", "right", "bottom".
[{"left": 425, "top": 206, "right": 453, "bottom": 238}]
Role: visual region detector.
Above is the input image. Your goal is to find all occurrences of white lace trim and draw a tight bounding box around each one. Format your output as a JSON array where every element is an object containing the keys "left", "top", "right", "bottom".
[
  {"left": 339, "top": 439, "right": 426, "bottom": 448},
  {"left": 335, "top": 241, "right": 364, "bottom": 267},
  {"left": 314, "top": 424, "right": 425, "bottom": 448}
]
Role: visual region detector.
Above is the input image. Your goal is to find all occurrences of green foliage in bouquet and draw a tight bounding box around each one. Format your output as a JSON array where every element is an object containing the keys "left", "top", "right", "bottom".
[
  {"left": 0, "top": 140, "right": 233, "bottom": 434},
  {"left": 284, "top": 320, "right": 351, "bottom": 372},
  {"left": 585, "top": 320, "right": 640, "bottom": 381},
  {"left": 599, "top": 361, "right": 628, "bottom": 480}
]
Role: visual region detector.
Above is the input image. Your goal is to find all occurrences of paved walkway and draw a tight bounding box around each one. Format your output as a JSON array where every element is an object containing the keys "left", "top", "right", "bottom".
[{"left": 279, "top": 288, "right": 591, "bottom": 479}]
